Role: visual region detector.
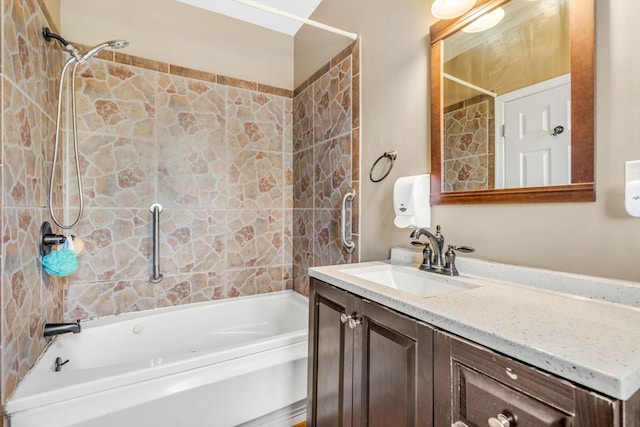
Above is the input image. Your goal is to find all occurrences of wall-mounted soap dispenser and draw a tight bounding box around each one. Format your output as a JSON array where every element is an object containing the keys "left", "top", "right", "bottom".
[
  {"left": 393, "top": 174, "right": 430, "bottom": 228},
  {"left": 625, "top": 160, "right": 640, "bottom": 217}
]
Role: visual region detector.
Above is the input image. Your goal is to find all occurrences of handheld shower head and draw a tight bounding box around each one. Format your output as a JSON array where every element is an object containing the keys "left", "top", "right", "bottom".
[{"left": 79, "top": 39, "right": 129, "bottom": 63}]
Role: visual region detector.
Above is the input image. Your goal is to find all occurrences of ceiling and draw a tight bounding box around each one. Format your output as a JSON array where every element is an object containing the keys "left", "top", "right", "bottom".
[{"left": 176, "top": 0, "right": 323, "bottom": 36}]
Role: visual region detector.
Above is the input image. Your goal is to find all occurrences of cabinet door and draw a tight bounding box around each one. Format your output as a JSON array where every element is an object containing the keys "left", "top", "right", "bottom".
[
  {"left": 353, "top": 300, "right": 434, "bottom": 427},
  {"left": 434, "top": 331, "right": 619, "bottom": 427},
  {"left": 308, "top": 279, "right": 356, "bottom": 427}
]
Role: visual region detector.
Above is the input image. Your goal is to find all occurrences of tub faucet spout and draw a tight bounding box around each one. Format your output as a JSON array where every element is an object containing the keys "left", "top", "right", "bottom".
[
  {"left": 410, "top": 225, "right": 445, "bottom": 271},
  {"left": 44, "top": 320, "right": 81, "bottom": 337}
]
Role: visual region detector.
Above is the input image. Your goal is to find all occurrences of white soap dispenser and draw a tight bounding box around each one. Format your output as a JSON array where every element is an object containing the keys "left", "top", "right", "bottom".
[{"left": 393, "top": 174, "right": 430, "bottom": 228}]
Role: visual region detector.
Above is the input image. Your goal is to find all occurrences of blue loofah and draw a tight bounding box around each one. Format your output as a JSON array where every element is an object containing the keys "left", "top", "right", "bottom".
[{"left": 42, "top": 248, "right": 79, "bottom": 277}]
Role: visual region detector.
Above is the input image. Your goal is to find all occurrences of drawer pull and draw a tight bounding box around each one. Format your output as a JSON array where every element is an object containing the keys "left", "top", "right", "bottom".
[
  {"left": 488, "top": 412, "right": 516, "bottom": 427},
  {"left": 340, "top": 313, "right": 362, "bottom": 329}
]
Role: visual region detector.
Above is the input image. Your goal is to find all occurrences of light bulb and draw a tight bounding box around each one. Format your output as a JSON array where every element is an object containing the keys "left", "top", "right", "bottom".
[
  {"left": 461, "top": 7, "right": 505, "bottom": 33},
  {"left": 431, "top": 0, "right": 476, "bottom": 20}
]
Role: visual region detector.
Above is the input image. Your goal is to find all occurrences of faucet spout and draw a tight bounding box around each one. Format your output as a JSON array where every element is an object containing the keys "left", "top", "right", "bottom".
[
  {"left": 44, "top": 320, "right": 81, "bottom": 337},
  {"left": 410, "top": 225, "right": 445, "bottom": 270}
]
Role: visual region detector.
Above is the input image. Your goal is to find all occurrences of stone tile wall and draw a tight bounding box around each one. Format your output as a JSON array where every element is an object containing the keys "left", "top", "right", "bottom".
[
  {"left": 1, "top": 0, "right": 65, "bottom": 409},
  {"left": 443, "top": 94, "right": 495, "bottom": 192},
  {"left": 292, "top": 42, "right": 361, "bottom": 295},
  {"left": 63, "top": 52, "right": 294, "bottom": 320}
]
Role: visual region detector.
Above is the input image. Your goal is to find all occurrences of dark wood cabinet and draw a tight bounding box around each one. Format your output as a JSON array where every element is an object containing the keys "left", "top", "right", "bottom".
[
  {"left": 308, "top": 278, "right": 640, "bottom": 427},
  {"left": 307, "top": 278, "right": 433, "bottom": 427},
  {"left": 434, "top": 330, "right": 640, "bottom": 427}
]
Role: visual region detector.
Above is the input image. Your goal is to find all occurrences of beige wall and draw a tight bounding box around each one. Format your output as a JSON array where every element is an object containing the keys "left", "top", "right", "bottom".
[
  {"left": 427, "top": 0, "right": 640, "bottom": 282},
  {"left": 361, "top": 1, "right": 638, "bottom": 282},
  {"left": 311, "top": 1, "right": 639, "bottom": 282}
]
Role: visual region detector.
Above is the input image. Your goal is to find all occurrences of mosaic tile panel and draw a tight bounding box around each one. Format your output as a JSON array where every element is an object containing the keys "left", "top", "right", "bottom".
[
  {"left": 314, "top": 134, "right": 352, "bottom": 209},
  {"left": 226, "top": 267, "right": 286, "bottom": 297},
  {"left": 284, "top": 98, "right": 294, "bottom": 210},
  {"left": 155, "top": 73, "right": 226, "bottom": 145},
  {"left": 73, "top": 133, "right": 156, "bottom": 208},
  {"left": 313, "top": 57, "right": 352, "bottom": 143},
  {"left": 2, "top": 0, "right": 66, "bottom": 403},
  {"left": 65, "top": 272, "right": 227, "bottom": 320},
  {"left": 158, "top": 139, "right": 227, "bottom": 209},
  {"left": 227, "top": 87, "right": 284, "bottom": 152},
  {"left": 293, "top": 209, "right": 313, "bottom": 296},
  {"left": 159, "top": 209, "right": 227, "bottom": 275},
  {"left": 443, "top": 96, "right": 494, "bottom": 191},
  {"left": 293, "top": 147, "right": 314, "bottom": 209},
  {"left": 75, "top": 61, "right": 157, "bottom": 138},
  {"left": 1, "top": 208, "right": 62, "bottom": 399},
  {"left": 313, "top": 209, "right": 354, "bottom": 267},
  {"left": 444, "top": 156, "right": 490, "bottom": 192},
  {"left": 70, "top": 208, "right": 150, "bottom": 283},
  {"left": 292, "top": 41, "right": 360, "bottom": 296},
  {"left": 228, "top": 149, "right": 284, "bottom": 210},
  {"left": 156, "top": 74, "right": 227, "bottom": 209},
  {"left": 293, "top": 85, "right": 313, "bottom": 153},
  {"left": 2, "top": 0, "right": 60, "bottom": 116},
  {"left": 2, "top": 78, "right": 48, "bottom": 207},
  {"left": 226, "top": 210, "right": 283, "bottom": 269}
]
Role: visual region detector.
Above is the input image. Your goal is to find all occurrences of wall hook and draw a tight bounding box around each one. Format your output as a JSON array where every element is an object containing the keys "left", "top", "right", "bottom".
[{"left": 40, "top": 221, "right": 66, "bottom": 257}]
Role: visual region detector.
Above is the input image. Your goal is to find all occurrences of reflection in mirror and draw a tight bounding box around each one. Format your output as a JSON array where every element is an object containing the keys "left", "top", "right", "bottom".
[
  {"left": 442, "top": 0, "right": 569, "bottom": 192},
  {"left": 430, "top": 0, "right": 595, "bottom": 204}
]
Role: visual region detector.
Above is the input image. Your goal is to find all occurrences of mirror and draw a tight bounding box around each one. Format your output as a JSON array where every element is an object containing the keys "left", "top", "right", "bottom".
[{"left": 430, "top": 0, "right": 595, "bottom": 204}]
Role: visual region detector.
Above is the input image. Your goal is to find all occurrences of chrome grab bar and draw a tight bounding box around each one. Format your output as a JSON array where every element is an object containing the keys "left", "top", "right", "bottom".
[
  {"left": 340, "top": 189, "right": 356, "bottom": 253},
  {"left": 149, "top": 203, "right": 163, "bottom": 283}
]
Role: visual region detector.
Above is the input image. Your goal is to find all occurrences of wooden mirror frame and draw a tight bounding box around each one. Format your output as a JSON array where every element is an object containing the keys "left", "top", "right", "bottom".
[{"left": 429, "top": 0, "right": 595, "bottom": 204}]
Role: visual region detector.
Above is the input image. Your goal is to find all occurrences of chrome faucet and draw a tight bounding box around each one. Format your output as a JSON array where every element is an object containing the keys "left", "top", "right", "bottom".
[
  {"left": 44, "top": 320, "right": 81, "bottom": 337},
  {"left": 410, "top": 225, "right": 475, "bottom": 276},
  {"left": 410, "top": 225, "right": 445, "bottom": 271}
]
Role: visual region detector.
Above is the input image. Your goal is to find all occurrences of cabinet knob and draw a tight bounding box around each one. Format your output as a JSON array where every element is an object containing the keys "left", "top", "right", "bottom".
[
  {"left": 340, "top": 313, "right": 361, "bottom": 329},
  {"left": 488, "top": 412, "right": 516, "bottom": 427}
]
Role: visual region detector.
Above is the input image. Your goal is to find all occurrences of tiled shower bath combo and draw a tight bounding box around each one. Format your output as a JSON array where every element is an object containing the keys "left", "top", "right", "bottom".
[{"left": 1, "top": 0, "right": 360, "bottom": 420}]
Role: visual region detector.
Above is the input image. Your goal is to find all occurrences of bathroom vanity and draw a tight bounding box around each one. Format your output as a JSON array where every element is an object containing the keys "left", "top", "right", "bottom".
[{"left": 307, "top": 249, "right": 640, "bottom": 426}]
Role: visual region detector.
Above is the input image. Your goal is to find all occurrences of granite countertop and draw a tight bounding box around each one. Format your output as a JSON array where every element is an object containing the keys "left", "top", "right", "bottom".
[{"left": 308, "top": 248, "right": 640, "bottom": 401}]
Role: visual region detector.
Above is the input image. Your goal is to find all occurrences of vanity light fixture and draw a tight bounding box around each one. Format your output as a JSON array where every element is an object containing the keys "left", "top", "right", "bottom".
[
  {"left": 431, "top": 0, "right": 476, "bottom": 20},
  {"left": 461, "top": 7, "right": 505, "bottom": 32}
]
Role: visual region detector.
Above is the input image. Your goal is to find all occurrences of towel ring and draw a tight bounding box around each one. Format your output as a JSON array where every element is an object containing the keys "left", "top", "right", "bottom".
[{"left": 369, "top": 151, "right": 397, "bottom": 183}]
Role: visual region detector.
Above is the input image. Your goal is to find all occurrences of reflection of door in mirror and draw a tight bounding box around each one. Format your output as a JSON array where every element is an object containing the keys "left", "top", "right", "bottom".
[
  {"left": 499, "top": 75, "right": 571, "bottom": 188},
  {"left": 441, "top": 0, "right": 569, "bottom": 192}
]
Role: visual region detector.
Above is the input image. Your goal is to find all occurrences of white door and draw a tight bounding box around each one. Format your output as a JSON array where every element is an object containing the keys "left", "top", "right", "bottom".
[{"left": 502, "top": 78, "right": 571, "bottom": 188}]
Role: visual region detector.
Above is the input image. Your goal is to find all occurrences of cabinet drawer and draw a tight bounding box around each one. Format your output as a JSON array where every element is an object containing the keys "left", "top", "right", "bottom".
[
  {"left": 453, "top": 363, "right": 571, "bottom": 427},
  {"left": 434, "top": 331, "right": 620, "bottom": 427}
]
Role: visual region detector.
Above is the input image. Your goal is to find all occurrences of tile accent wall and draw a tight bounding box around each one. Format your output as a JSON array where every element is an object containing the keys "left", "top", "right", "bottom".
[
  {"left": 1, "top": 0, "right": 65, "bottom": 408},
  {"left": 292, "top": 42, "right": 361, "bottom": 296},
  {"left": 443, "top": 94, "right": 495, "bottom": 192},
  {"left": 64, "top": 52, "right": 294, "bottom": 320}
]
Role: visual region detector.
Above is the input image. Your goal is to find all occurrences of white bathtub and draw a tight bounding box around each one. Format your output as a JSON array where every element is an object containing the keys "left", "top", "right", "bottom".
[{"left": 5, "top": 290, "right": 309, "bottom": 427}]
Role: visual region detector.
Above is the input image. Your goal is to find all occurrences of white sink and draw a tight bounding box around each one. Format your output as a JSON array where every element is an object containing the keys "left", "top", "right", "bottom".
[{"left": 339, "top": 264, "right": 478, "bottom": 297}]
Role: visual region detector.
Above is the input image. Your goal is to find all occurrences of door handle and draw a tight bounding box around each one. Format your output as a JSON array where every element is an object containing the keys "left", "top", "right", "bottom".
[{"left": 550, "top": 125, "right": 564, "bottom": 136}]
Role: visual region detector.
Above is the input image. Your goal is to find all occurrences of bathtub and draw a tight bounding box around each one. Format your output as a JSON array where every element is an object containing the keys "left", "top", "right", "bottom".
[{"left": 5, "top": 290, "right": 309, "bottom": 427}]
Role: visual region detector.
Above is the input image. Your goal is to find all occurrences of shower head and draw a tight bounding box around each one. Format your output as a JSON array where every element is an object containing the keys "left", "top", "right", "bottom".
[
  {"left": 43, "top": 27, "right": 129, "bottom": 64},
  {"left": 79, "top": 39, "right": 129, "bottom": 63}
]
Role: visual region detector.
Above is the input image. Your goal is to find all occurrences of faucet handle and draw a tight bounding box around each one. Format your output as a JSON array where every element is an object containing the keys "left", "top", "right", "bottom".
[
  {"left": 451, "top": 245, "right": 474, "bottom": 253},
  {"left": 443, "top": 245, "right": 475, "bottom": 276}
]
